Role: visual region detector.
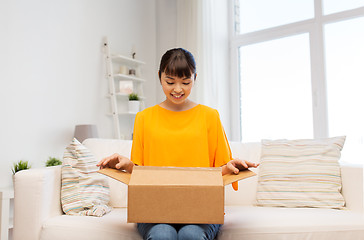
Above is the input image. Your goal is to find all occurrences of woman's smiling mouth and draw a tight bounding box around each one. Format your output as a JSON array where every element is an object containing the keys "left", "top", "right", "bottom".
[{"left": 171, "top": 93, "right": 184, "bottom": 99}]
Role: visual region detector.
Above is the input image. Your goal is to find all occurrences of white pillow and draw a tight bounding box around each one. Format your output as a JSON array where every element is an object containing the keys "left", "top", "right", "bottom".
[
  {"left": 256, "top": 136, "right": 346, "bottom": 209},
  {"left": 61, "top": 138, "right": 112, "bottom": 216}
]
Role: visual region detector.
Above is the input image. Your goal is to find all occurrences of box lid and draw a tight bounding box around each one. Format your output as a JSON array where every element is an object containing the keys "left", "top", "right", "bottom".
[
  {"left": 222, "top": 169, "right": 256, "bottom": 185},
  {"left": 98, "top": 168, "right": 131, "bottom": 185}
]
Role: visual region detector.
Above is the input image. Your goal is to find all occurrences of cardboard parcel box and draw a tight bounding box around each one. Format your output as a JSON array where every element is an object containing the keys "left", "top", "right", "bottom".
[{"left": 98, "top": 166, "right": 256, "bottom": 224}]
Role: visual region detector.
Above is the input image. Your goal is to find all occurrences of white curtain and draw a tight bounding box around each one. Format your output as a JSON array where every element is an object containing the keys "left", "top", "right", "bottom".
[{"left": 176, "top": 0, "right": 231, "bottom": 138}]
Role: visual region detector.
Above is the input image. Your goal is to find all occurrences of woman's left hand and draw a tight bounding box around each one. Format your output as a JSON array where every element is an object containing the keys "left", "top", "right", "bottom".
[{"left": 223, "top": 158, "right": 259, "bottom": 175}]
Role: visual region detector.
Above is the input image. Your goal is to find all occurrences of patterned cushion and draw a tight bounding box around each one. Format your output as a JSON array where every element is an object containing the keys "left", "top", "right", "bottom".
[
  {"left": 256, "top": 136, "right": 346, "bottom": 209},
  {"left": 61, "top": 138, "right": 111, "bottom": 216}
]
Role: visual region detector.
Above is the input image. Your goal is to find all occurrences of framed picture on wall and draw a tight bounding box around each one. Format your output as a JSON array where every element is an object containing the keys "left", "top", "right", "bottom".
[{"left": 119, "top": 81, "right": 133, "bottom": 95}]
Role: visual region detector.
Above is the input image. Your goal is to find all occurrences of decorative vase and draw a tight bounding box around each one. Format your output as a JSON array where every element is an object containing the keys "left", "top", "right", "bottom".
[{"left": 128, "top": 101, "right": 140, "bottom": 113}]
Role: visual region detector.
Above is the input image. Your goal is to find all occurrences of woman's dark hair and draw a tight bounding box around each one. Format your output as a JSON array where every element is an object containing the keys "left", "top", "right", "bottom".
[{"left": 158, "top": 48, "right": 196, "bottom": 80}]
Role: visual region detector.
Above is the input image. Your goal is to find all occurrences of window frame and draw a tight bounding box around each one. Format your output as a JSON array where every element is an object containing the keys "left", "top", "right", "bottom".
[{"left": 229, "top": 0, "right": 364, "bottom": 141}]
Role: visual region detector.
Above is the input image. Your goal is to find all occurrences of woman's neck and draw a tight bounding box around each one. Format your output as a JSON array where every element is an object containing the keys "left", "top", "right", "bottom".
[{"left": 159, "top": 99, "right": 198, "bottom": 112}]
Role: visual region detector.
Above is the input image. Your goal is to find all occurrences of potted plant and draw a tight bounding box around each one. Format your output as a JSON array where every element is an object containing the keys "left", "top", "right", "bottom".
[
  {"left": 12, "top": 160, "right": 31, "bottom": 175},
  {"left": 128, "top": 93, "right": 140, "bottom": 113},
  {"left": 45, "top": 157, "right": 62, "bottom": 167}
]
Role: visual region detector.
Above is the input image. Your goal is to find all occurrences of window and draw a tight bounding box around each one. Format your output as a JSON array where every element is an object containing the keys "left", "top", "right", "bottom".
[
  {"left": 325, "top": 17, "right": 364, "bottom": 163},
  {"left": 323, "top": 0, "right": 364, "bottom": 15},
  {"left": 239, "top": 34, "right": 313, "bottom": 142},
  {"left": 231, "top": 0, "right": 364, "bottom": 163},
  {"left": 236, "top": 0, "right": 314, "bottom": 34}
]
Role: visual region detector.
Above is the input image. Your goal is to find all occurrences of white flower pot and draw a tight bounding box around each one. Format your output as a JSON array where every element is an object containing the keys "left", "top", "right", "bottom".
[{"left": 128, "top": 101, "right": 140, "bottom": 113}]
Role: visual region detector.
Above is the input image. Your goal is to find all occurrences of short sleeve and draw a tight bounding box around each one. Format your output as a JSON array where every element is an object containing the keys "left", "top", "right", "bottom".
[
  {"left": 212, "top": 110, "right": 233, "bottom": 167},
  {"left": 131, "top": 112, "right": 144, "bottom": 166}
]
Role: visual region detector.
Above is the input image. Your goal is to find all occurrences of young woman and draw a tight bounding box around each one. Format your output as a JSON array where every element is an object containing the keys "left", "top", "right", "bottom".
[{"left": 98, "top": 48, "right": 258, "bottom": 240}]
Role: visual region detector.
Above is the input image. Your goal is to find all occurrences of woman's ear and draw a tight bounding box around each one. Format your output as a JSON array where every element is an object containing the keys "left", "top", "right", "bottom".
[
  {"left": 158, "top": 71, "right": 161, "bottom": 83},
  {"left": 194, "top": 73, "right": 197, "bottom": 81}
]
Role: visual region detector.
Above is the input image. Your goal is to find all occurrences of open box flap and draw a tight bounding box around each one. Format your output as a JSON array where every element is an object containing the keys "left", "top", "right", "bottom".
[
  {"left": 130, "top": 166, "right": 222, "bottom": 186},
  {"left": 98, "top": 168, "right": 131, "bottom": 185},
  {"left": 222, "top": 169, "right": 256, "bottom": 186},
  {"left": 98, "top": 167, "right": 256, "bottom": 186}
]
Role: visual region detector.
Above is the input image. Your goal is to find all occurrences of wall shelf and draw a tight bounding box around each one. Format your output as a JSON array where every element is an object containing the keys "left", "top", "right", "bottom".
[
  {"left": 111, "top": 54, "right": 146, "bottom": 66},
  {"left": 113, "top": 74, "right": 146, "bottom": 82},
  {"left": 103, "top": 38, "right": 146, "bottom": 139},
  {"left": 106, "top": 93, "right": 146, "bottom": 99}
]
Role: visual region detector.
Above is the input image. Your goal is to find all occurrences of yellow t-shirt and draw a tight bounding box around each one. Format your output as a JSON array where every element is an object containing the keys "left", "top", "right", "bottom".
[{"left": 131, "top": 104, "right": 232, "bottom": 167}]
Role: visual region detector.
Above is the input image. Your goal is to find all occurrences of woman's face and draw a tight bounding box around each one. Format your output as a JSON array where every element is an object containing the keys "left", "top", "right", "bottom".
[{"left": 160, "top": 72, "right": 195, "bottom": 105}]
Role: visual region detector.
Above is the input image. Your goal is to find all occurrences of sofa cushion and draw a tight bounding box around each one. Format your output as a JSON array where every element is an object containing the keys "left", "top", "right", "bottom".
[
  {"left": 225, "top": 142, "right": 261, "bottom": 206},
  {"left": 41, "top": 206, "right": 364, "bottom": 240},
  {"left": 229, "top": 142, "right": 261, "bottom": 164},
  {"left": 219, "top": 206, "right": 364, "bottom": 240},
  {"left": 61, "top": 138, "right": 111, "bottom": 216},
  {"left": 83, "top": 138, "right": 132, "bottom": 208},
  {"left": 256, "top": 136, "right": 346, "bottom": 209},
  {"left": 40, "top": 208, "right": 141, "bottom": 240}
]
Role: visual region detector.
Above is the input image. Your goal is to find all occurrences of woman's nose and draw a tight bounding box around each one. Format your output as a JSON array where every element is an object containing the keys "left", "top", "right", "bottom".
[{"left": 174, "top": 85, "right": 183, "bottom": 93}]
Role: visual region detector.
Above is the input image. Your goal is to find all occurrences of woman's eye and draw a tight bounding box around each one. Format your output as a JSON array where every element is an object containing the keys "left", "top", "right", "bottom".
[
  {"left": 183, "top": 83, "right": 191, "bottom": 85},
  {"left": 166, "top": 82, "right": 174, "bottom": 85}
]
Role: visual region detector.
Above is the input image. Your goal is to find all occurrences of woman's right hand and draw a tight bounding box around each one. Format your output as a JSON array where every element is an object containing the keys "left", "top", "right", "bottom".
[{"left": 97, "top": 153, "right": 134, "bottom": 173}]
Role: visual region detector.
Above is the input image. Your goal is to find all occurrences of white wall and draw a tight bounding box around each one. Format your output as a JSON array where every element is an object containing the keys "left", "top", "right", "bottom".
[
  {"left": 0, "top": 0, "right": 157, "bottom": 188},
  {"left": 155, "top": 0, "right": 178, "bottom": 103}
]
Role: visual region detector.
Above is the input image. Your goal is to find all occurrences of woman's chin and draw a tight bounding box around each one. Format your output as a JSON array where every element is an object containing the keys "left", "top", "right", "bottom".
[{"left": 169, "top": 96, "right": 186, "bottom": 104}]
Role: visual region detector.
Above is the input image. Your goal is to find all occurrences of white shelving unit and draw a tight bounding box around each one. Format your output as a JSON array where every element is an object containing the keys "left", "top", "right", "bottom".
[
  {"left": 103, "top": 38, "right": 146, "bottom": 139},
  {"left": 0, "top": 188, "right": 14, "bottom": 240}
]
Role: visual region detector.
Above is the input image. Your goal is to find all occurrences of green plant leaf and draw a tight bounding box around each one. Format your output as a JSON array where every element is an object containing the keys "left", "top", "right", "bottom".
[
  {"left": 128, "top": 93, "right": 139, "bottom": 101},
  {"left": 12, "top": 160, "right": 31, "bottom": 175},
  {"left": 45, "top": 157, "right": 62, "bottom": 167}
]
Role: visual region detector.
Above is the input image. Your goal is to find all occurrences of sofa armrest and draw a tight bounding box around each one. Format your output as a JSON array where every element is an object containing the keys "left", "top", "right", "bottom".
[
  {"left": 341, "top": 163, "right": 363, "bottom": 212},
  {"left": 13, "top": 166, "right": 63, "bottom": 240}
]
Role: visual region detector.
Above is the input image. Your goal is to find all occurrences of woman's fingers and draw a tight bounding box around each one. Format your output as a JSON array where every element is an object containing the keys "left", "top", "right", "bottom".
[
  {"left": 115, "top": 162, "right": 121, "bottom": 169},
  {"left": 252, "top": 162, "right": 259, "bottom": 167},
  {"left": 233, "top": 158, "right": 259, "bottom": 169},
  {"left": 246, "top": 161, "right": 259, "bottom": 168},
  {"left": 228, "top": 161, "right": 240, "bottom": 174},
  {"left": 238, "top": 159, "right": 248, "bottom": 169},
  {"left": 97, "top": 158, "right": 108, "bottom": 168},
  {"left": 115, "top": 160, "right": 126, "bottom": 169},
  {"left": 226, "top": 159, "right": 259, "bottom": 174},
  {"left": 97, "top": 154, "right": 119, "bottom": 169}
]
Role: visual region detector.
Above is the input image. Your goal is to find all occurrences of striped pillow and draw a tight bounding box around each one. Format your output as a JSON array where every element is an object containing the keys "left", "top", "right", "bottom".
[
  {"left": 256, "top": 136, "right": 346, "bottom": 209},
  {"left": 61, "top": 138, "right": 111, "bottom": 216}
]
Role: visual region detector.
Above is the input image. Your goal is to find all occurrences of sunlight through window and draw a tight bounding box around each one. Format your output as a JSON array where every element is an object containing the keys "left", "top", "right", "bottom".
[{"left": 239, "top": 34, "right": 313, "bottom": 142}]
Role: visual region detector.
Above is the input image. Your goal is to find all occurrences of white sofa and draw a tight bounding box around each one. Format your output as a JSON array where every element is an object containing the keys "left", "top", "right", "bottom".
[{"left": 13, "top": 138, "right": 364, "bottom": 240}]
